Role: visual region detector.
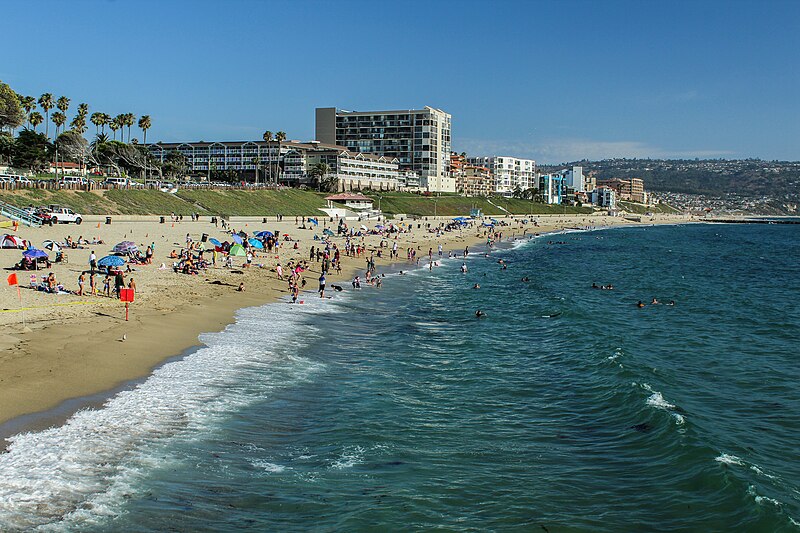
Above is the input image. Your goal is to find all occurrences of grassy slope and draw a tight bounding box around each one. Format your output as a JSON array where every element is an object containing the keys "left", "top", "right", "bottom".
[
  {"left": 363, "top": 192, "right": 592, "bottom": 216},
  {"left": 175, "top": 189, "right": 327, "bottom": 216},
  {"left": 0, "top": 189, "right": 600, "bottom": 217}
]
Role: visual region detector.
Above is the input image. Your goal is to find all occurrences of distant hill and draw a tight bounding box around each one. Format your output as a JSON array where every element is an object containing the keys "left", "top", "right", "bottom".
[{"left": 540, "top": 159, "right": 800, "bottom": 198}]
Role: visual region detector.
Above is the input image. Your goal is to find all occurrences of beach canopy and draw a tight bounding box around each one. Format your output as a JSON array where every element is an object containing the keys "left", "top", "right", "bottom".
[
  {"left": 22, "top": 248, "right": 48, "bottom": 259},
  {"left": 248, "top": 238, "right": 264, "bottom": 249},
  {"left": 98, "top": 255, "right": 125, "bottom": 267},
  {"left": 1, "top": 235, "right": 26, "bottom": 249},
  {"left": 208, "top": 237, "right": 222, "bottom": 247},
  {"left": 230, "top": 234, "right": 244, "bottom": 245},
  {"left": 113, "top": 241, "right": 138, "bottom": 254},
  {"left": 360, "top": 225, "right": 368, "bottom": 231},
  {"left": 229, "top": 244, "right": 246, "bottom": 256},
  {"left": 42, "top": 240, "right": 61, "bottom": 252},
  {"left": 255, "top": 231, "right": 273, "bottom": 238}
]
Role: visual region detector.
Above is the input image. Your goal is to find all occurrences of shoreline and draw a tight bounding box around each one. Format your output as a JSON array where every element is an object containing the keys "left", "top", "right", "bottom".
[{"left": 0, "top": 213, "right": 694, "bottom": 441}]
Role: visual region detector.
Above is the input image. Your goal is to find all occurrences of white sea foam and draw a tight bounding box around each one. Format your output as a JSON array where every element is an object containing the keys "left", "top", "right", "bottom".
[
  {"left": 747, "top": 485, "right": 782, "bottom": 507},
  {"left": 329, "top": 445, "right": 366, "bottom": 470},
  {"left": 715, "top": 453, "right": 745, "bottom": 466},
  {"left": 0, "top": 301, "right": 326, "bottom": 531},
  {"left": 250, "top": 459, "right": 288, "bottom": 474}
]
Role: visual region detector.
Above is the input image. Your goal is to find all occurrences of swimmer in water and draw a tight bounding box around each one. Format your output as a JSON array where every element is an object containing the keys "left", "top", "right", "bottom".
[
  {"left": 475, "top": 310, "right": 485, "bottom": 318},
  {"left": 651, "top": 297, "right": 659, "bottom": 304},
  {"left": 521, "top": 277, "right": 530, "bottom": 282},
  {"left": 637, "top": 301, "right": 646, "bottom": 308},
  {"left": 592, "top": 282, "right": 600, "bottom": 289},
  {"left": 473, "top": 283, "right": 480, "bottom": 289},
  {"left": 667, "top": 300, "right": 675, "bottom": 306}
]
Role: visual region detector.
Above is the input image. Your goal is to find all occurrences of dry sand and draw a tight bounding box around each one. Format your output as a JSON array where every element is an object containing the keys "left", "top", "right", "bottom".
[{"left": 0, "top": 211, "right": 693, "bottom": 429}]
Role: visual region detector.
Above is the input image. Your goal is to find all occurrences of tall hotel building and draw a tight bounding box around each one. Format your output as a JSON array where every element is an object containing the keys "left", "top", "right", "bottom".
[{"left": 315, "top": 106, "right": 454, "bottom": 192}]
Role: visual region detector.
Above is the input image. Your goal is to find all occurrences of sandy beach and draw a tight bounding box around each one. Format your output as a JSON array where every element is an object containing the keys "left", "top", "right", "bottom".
[{"left": 0, "top": 212, "right": 692, "bottom": 432}]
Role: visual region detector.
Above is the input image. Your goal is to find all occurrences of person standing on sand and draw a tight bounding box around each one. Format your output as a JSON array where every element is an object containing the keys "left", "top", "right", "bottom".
[
  {"left": 128, "top": 277, "right": 136, "bottom": 293},
  {"left": 89, "top": 251, "right": 97, "bottom": 274},
  {"left": 276, "top": 263, "right": 284, "bottom": 280},
  {"left": 114, "top": 270, "right": 125, "bottom": 298},
  {"left": 319, "top": 271, "right": 326, "bottom": 298},
  {"left": 77, "top": 272, "right": 85, "bottom": 296},
  {"left": 89, "top": 272, "right": 96, "bottom": 296}
]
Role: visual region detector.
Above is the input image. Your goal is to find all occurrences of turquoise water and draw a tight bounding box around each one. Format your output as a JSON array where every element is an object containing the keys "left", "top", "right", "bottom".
[{"left": 1, "top": 223, "right": 799, "bottom": 531}]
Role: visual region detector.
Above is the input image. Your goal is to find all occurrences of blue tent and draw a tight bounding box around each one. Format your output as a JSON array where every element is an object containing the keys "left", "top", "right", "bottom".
[{"left": 23, "top": 248, "right": 48, "bottom": 259}]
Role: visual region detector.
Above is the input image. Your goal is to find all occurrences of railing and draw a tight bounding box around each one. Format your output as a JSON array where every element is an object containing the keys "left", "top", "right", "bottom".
[{"left": 0, "top": 200, "right": 42, "bottom": 227}]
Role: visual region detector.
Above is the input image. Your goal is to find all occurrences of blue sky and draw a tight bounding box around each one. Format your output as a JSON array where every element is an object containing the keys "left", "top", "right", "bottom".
[{"left": 2, "top": 0, "right": 798, "bottom": 163}]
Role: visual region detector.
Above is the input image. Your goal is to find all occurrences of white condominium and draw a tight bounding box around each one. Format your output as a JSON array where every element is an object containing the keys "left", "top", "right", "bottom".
[
  {"left": 466, "top": 156, "right": 536, "bottom": 195},
  {"left": 316, "top": 106, "right": 454, "bottom": 193}
]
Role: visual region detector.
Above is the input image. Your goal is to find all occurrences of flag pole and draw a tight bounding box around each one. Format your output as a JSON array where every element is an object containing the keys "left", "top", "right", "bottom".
[{"left": 17, "top": 285, "right": 25, "bottom": 328}]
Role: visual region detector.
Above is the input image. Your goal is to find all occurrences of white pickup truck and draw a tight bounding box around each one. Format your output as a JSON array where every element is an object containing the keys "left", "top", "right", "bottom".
[{"left": 41, "top": 206, "right": 83, "bottom": 225}]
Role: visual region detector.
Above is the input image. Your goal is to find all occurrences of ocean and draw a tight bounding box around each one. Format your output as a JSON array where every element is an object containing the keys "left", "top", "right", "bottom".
[{"left": 1, "top": 223, "right": 798, "bottom": 531}]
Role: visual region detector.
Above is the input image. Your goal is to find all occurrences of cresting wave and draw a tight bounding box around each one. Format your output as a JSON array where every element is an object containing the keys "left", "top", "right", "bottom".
[{"left": 0, "top": 297, "right": 334, "bottom": 531}]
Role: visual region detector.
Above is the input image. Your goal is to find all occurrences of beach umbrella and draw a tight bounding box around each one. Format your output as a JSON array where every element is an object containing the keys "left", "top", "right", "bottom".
[
  {"left": 1, "top": 235, "right": 25, "bottom": 249},
  {"left": 323, "top": 229, "right": 335, "bottom": 236},
  {"left": 229, "top": 244, "right": 246, "bottom": 256},
  {"left": 98, "top": 255, "right": 125, "bottom": 267},
  {"left": 208, "top": 237, "right": 222, "bottom": 247},
  {"left": 255, "top": 231, "right": 273, "bottom": 238},
  {"left": 23, "top": 248, "right": 48, "bottom": 259},
  {"left": 309, "top": 218, "right": 319, "bottom": 226},
  {"left": 230, "top": 234, "right": 244, "bottom": 245},
  {"left": 42, "top": 240, "right": 61, "bottom": 252},
  {"left": 113, "top": 241, "right": 138, "bottom": 253},
  {"left": 248, "top": 238, "right": 264, "bottom": 249}
]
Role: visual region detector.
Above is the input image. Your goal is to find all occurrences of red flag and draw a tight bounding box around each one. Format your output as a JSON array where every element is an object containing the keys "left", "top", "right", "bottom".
[{"left": 7, "top": 273, "right": 18, "bottom": 286}]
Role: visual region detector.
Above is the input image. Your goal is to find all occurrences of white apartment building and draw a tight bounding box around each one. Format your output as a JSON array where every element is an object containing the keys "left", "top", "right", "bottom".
[
  {"left": 466, "top": 156, "right": 536, "bottom": 195},
  {"left": 316, "top": 106, "right": 454, "bottom": 193}
]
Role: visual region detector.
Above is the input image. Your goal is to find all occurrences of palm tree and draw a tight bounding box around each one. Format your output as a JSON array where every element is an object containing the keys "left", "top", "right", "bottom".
[
  {"left": 138, "top": 115, "right": 151, "bottom": 145},
  {"left": 123, "top": 113, "right": 135, "bottom": 142},
  {"left": 275, "top": 131, "right": 286, "bottom": 185},
  {"left": 90, "top": 112, "right": 105, "bottom": 135},
  {"left": 19, "top": 96, "right": 36, "bottom": 127},
  {"left": 38, "top": 93, "right": 54, "bottom": 138},
  {"left": 70, "top": 113, "right": 87, "bottom": 134},
  {"left": 29, "top": 111, "right": 43, "bottom": 131},
  {"left": 263, "top": 130, "right": 273, "bottom": 182},
  {"left": 56, "top": 96, "right": 71, "bottom": 122},
  {"left": 51, "top": 111, "right": 66, "bottom": 137},
  {"left": 76, "top": 103, "right": 88, "bottom": 118},
  {"left": 51, "top": 111, "right": 67, "bottom": 180},
  {"left": 110, "top": 115, "right": 123, "bottom": 141},
  {"left": 309, "top": 162, "right": 331, "bottom": 191}
]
